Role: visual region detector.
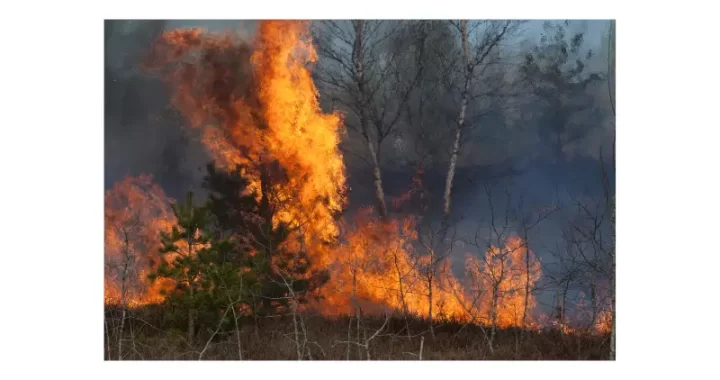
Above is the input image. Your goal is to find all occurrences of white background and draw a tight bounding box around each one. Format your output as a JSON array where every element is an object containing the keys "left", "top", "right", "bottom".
[{"left": 1, "top": 0, "right": 719, "bottom": 378}]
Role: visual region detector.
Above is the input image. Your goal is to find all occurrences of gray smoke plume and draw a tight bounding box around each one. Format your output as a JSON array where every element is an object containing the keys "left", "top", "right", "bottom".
[{"left": 104, "top": 20, "right": 257, "bottom": 198}]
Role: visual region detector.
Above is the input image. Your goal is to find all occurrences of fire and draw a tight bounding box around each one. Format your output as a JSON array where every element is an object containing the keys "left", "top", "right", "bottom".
[
  {"left": 318, "top": 208, "right": 470, "bottom": 320},
  {"left": 572, "top": 290, "right": 614, "bottom": 334},
  {"left": 104, "top": 175, "right": 176, "bottom": 308},
  {"left": 464, "top": 236, "right": 542, "bottom": 328},
  {"left": 107, "top": 20, "right": 548, "bottom": 331},
  {"left": 594, "top": 309, "right": 613, "bottom": 335},
  {"left": 252, "top": 21, "right": 346, "bottom": 258},
  {"left": 146, "top": 21, "right": 346, "bottom": 268}
]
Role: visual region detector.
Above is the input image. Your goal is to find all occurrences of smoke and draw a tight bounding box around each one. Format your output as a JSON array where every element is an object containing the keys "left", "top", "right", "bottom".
[
  {"left": 104, "top": 20, "right": 257, "bottom": 198},
  {"left": 103, "top": 21, "right": 616, "bottom": 325},
  {"left": 104, "top": 18, "right": 614, "bottom": 268},
  {"left": 105, "top": 19, "right": 612, "bottom": 198}
]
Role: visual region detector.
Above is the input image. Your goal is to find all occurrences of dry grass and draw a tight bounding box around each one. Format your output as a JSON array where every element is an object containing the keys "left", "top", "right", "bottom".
[{"left": 104, "top": 306, "right": 610, "bottom": 360}]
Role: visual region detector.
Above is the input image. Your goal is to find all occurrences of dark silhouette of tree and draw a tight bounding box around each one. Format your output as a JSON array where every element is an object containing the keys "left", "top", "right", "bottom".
[
  {"left": 202, "top": 163, "right": 329, "bottom": 318},
  {"left": 521, "top": 21, "right": 605, "bottom": 163}
]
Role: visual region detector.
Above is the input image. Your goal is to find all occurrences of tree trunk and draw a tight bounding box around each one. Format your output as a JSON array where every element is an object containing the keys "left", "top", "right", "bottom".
[
  {"left": 590, "top": 271, "right": 598, "bottom": 330},
  {"left": 186, "top": 232, "right": 195, "bottom": 346},
  {"left": 522, "top": 239, "right": 530, "bottom": 329},
  {"left": 427, "top": 272, "right": 435, "bottom": 339},
  {"left": 609, "top": 276, "right": 616, "bottom": 360},
  {"left": 352, "top": 268, "right": 362, "bottom": 360},
  {"left": 419, "top": 336, "right": 425, "bottom": 360},
  {"left": 443, "top": 121, "right": 463, "bottom": 218},
  {"left": 188, "top": 285, "right": 195, "bottom": 346},
  {"left": 353, "top": 19, "right": 387, "bottom": 218},
  {"left": 346, "top": 316, "right": 352, "bottom": 360},
  {"left": 105, "top": 319, "right": 111, "bottom": 360},
  {"left": 291, "top": 299, "right": 302, "bottom": 360},
  {"left": 231, "top": 305, "right": 243, "bottom": 360},
  {"left": 356, "top": 312, "right": 362, "bottom": 360},
  {"left": 488, "top": 285, "right": 498, "bottom": 355},
  {"left": 610, "top": 195, "right": 616, "bottom": 360},
  {"left": 118, "top": 295, "right": 126, "bottom": 360},
  {"left": 366, "top": 137, "right": 388, "bottom": 217},
  {"left": 392, "top": 251, "right": 411, "bottom": 339},
  {"left": 443, "top": 20, "right": 472, "bottom": 219},
  {"left": 560, "top": 282, "right": 570, "bottom": 337},
  {"left": 363, "top": 328, "right": 370, "bottom": 360},
  {"left": 518, "top": 238, "right": 531, "bottom": 358},
  {"left": 118, "top": 234, "right": 131, "bottom": 361}
]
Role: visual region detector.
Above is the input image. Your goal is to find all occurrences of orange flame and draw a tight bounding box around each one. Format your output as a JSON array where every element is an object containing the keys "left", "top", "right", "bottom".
[
  {"left": 147, "top": 21, "right": 346, "bottom": 268},
  {"left": 104, "top": 175, "right": 176, "bottom": 308},
  {"left": 319, "top": 209, "right": 472, "bottom": 321},
  {"left": 134, "top": 21, "right": 546, "bottom": 330},
  {"left": 464, "top": 236, "right": 542, "bottom": 327},
  {"left": 594, "top": 308, "right": 613, "bottom": 335}
]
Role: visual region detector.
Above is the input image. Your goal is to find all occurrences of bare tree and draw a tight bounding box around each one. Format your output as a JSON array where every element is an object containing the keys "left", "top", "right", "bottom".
[
  {"left": 389, "top": 236, "right": 416, "bottom": 339},
  {"left": 464, "top": 185, "right": 514, "bottom": 354},
  {"left": 313, "top": 21, "right": 423, "bottom": 218},
  {"left": 104, "top": 175, "right": 173, "bottom": 360},
  {"left": 463, "top": 183, "right": 549, "bottom": 354},
  {"left": 544, "top": 233, "right": 583, "bottom": 336},
  {"left": 514, "top": 195, "right": 558, "bottom": 356},
  {"left": 414, "top": 221, "right": 461, "bottom": 338},
  {"left": 111, "top": 213, "right": 141, "bottom": 361},
  {"left": 552, "top": 154, "right": 614, "bottom": 357},
  {"left": 337, "top": 308, "right": 393, "bottom": 360},
  {"left": 602, "top": 151, "right": 615, "bottom": 360},
  {"left": 198, "top": 305, "right": 232, "bottom": 360},
  {"left": 442, "top": 20, "right": 520, "bottom": 221},
  {"left": 277, "top": 264, "right": 312, "bottom": 360},
  {"left": 197, "top": 268, "right": 250, "bottom": 360},
  {"left": 340, "top": 225, "right": 394, "bottom": 359},
  {"left": 605, "top": 23, "right": 616, "bottom": 359}
]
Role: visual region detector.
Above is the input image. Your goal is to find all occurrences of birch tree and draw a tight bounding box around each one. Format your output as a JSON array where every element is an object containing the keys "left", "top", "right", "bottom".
[
  {"left": 313, "top": 21, "right": 422, "bottom": 217},
  {"left": 442, "top": 20, "right": 520, "bottom": 221}
]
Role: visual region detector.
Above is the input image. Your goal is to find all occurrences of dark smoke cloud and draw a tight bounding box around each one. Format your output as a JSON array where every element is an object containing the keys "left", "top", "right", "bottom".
[
  {"left": 105, "top": 20, "right": 612, "bottom": 199},
  {"left": 104, "top": 19, "right": 614, "bottom": 266},
  {"left": 104, "top": 20, "right": 256, "bottom": 199}
]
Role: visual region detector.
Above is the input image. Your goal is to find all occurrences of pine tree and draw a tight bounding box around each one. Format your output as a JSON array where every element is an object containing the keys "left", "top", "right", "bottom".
[
  {"left": 149, "top": 189, "right": 264, "bottom": 346},
  {"left": 202, "top": 162, "right": 329, "bottom": 318},
  {"left": 148, "top": 192, "right": 214, "bottom": 344},
  {"left": 520, "top": 21, "right": 604, "bottom": 163}
]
